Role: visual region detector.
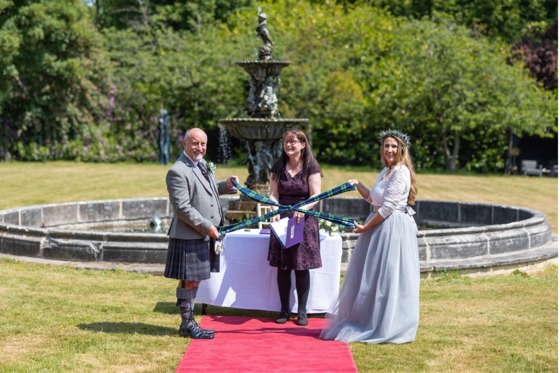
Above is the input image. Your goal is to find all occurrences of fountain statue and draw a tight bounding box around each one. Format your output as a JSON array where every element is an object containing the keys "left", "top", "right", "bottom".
[{"left": 219, "top": 8, "right": 309, "bottom": 205}]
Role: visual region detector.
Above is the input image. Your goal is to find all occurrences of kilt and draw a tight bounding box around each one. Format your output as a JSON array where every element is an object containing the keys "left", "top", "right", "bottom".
[{"left": 164, "top": 237, "right": 211, "bottom": 281}]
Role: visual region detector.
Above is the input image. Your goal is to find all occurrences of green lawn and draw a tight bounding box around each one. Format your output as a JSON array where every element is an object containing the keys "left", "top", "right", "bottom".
[
  {"left": 0, "top": 259, "right": 556, "bottom": 372},
  {"left": 0, "top": 161, "right": 557, "bottom": 372}
]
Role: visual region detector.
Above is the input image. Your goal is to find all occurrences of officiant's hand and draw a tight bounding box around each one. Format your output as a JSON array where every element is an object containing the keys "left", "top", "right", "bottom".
[{"left": 294, "top": 211, "right": 305, "bottom": 223}]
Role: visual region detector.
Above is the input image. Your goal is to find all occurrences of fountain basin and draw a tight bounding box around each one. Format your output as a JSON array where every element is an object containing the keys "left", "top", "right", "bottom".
[
  {"left": 236, "top": 60, "right": 291, "bottom": 82},
  {"left": 0, "top": 197, "right": 555, "bottom": 277}
]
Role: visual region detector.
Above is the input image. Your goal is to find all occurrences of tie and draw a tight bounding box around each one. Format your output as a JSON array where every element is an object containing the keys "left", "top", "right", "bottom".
[{"left": 197, "top": 162, "right": 210, "bottom": 182}]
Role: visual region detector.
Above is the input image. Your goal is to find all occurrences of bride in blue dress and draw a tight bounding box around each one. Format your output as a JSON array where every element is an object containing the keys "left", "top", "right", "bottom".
[{"left": 320, "top": 129, "right": 420, "bottom": 344}]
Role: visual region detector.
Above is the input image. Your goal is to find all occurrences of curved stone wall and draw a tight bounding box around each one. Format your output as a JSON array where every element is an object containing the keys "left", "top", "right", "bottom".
[
  {"left": 0, "top": 197, "right": 556, "bottom": 277},
  {"left": 0, "top": 198, "right": 171, "bottom": 264},
  {"left": 333, "top": 199, "right": 555, "bottom": 277}
]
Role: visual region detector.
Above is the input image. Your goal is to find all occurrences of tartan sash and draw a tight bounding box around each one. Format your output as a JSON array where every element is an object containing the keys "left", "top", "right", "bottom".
[{"left": 218, "top": 180, "right": 357, "bottom": 236}]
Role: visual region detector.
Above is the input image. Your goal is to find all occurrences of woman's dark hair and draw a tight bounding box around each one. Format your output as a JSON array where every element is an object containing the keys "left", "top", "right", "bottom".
[{"left": 270, "top": 130, "right": 322, "bottom": 183}]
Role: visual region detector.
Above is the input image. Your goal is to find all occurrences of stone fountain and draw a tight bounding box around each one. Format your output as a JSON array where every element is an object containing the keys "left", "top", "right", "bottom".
[
  {"left": 0, "top": 8, "right": 555, "bottom": 278},
  {"left": 219, "top": 9, "right": 308, "bottom": 217}
]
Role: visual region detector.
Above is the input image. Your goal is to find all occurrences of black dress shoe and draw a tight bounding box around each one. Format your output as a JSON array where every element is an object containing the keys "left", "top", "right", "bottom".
[
  {"left": 275, "top": 311, "right": 290, "bottom": 324},
  {"left": 179, "top": 318, "right": 215, "bottom": 336},
  {"left": 179, "top": 321, "right": 214, "bottom": 339},
  {"left": 191, "top": 319, "right": 216, "bottom": 336},
  {"left": 296, "top": 313, "right": 308, "bottom": 326}
]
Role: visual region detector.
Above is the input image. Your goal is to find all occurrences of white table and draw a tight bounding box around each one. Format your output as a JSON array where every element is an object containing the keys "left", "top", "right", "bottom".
[{"left": 197, "top": 229, "right": 342, "bottom": 314}]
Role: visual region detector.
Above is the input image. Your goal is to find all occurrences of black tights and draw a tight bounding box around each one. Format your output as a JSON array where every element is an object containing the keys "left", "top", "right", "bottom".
[{"left": 277, "top": 269, "right": 310, "bottom": 315}]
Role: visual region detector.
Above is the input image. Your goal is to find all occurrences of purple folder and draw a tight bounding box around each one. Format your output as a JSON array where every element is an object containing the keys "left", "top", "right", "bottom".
[{"left": 269, "top": 216, "right": 304, "bottom": 249}]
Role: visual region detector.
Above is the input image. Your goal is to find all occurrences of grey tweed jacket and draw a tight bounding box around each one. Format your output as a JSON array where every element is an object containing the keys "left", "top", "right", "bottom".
[{"left": 166, "top": 152, "right": 236, "bottom": 240}]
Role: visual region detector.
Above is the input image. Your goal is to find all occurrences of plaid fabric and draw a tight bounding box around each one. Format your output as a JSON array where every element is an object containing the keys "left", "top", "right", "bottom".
[
  {"left": 218, "top": 180, "right": 357, "bottom": 236},
  {"left": 164, "top": 237, "right": 211, "bottom": 281}
]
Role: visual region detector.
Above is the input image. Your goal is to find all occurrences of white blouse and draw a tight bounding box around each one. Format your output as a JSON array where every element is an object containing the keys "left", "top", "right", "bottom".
[{"left": 365, "top": 165, "right": 411, "bottom": 218}]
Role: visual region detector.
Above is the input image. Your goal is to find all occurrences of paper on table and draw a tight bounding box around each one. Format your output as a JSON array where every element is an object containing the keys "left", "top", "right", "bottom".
[{"left": 269, "top": 216, "right": 304, "bottom": 249}]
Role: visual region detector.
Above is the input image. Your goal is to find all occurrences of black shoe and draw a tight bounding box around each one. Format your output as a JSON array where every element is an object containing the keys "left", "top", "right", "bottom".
[
  {"left": 296, "top": 313, "right": 308, "bottom": 326},
  {"left": 275, "top": 311, "right": 290, "bottom": 324},
  {"left": 179, "top": 320, "right": 214, "bottom": 339},
  {"left": 191, "top": 319, "right": 216, "bottom": 336}
]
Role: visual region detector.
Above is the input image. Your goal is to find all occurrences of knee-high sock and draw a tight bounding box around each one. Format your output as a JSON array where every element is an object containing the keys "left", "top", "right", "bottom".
[
  {"left": 176, "top": 287, "right": 197, "bottom": 320},
  {"left": 277, "top": 269, "right": 292, "bottom": 313},
  {"left": 295, "top": 270, "right": 310, "bottom": 314}
]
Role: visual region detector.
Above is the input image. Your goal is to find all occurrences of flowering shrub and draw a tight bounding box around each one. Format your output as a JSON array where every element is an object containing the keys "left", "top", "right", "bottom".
[{"left": 319, "top": 219, "right": 340, "bottom": 236}]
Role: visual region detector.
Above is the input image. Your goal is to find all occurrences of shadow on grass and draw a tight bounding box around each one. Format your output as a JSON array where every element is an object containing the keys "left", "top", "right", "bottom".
[
  {"left": 153, "top": 301, "right": 176, "bottom": 314},
  {"left": 78, "top": 322, "right": 176, "bottom": 336},
  {"left": 151, "top": 302, "right": 327, "bottom": 321},
  {"left": 201, "top": 305, "right": 327, "bottom": 320}
]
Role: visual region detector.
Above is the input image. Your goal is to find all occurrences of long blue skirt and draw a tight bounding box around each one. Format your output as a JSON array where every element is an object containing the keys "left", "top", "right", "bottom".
[{"left": 319, "top": 210, "right": 420, "bottom": 344}]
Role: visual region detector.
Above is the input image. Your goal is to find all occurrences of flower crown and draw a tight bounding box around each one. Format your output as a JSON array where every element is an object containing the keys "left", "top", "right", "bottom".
[{"left": 378, "top": 129, "right": 411, "bottom": 147}]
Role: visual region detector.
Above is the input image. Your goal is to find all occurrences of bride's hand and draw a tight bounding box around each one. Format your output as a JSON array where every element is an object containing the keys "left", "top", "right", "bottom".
[{"left": 352, "top": 220, "right": 366, "bottom": 234}]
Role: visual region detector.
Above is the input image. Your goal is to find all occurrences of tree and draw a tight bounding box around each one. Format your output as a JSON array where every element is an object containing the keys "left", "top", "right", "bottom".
[
  {"left": 512, "top": 21, "right": 558, "bottom": 91},
  {"left": 334, "top": 0, "right": 557, "bottom": 43},
  {"left": 0, "top": 0, "right": 110, "bottom": 160},
  {"left": 366, "top": 19, "right": 557, "bottom": 171},
  {"left": 102, "top": 21, "right": 251, "bottom": 161},
  {"left": 91, "top": 0, "right": 255, "bottom": 33}
]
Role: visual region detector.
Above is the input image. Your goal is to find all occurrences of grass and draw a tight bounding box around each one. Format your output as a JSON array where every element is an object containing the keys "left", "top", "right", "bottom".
[
  {"left": 0, "top": 161, "right": 558, "bottom": 372},
  {"left": 0, "top": 259, "right": 556, "bottom": 372},
  {"left": 351, "top": 267, "right": 558, "bottom": 372}
]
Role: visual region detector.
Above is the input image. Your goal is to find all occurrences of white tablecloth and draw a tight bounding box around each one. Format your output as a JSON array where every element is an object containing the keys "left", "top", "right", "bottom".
[{"left": 197, "top": 229, "right": 342, "bottom": 313}]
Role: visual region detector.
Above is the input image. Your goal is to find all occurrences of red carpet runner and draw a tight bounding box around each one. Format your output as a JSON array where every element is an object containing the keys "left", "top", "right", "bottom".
[{"left": 176, "top": 315, "right": 357, "bottom": 373}]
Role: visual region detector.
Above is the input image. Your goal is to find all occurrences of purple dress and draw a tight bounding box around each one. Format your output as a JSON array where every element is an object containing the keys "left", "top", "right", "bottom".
[{"left": 267, "top": 162, "right": 322, "bottom": 271}]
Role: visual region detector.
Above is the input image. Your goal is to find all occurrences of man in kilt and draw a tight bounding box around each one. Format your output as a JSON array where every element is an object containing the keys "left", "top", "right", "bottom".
[{"left": 165, "top": 128, "right": 238, "bottom": 339}]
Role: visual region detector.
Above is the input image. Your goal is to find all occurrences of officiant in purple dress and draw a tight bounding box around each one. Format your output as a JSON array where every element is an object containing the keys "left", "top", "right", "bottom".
[{"left": 267, "top": 130, "right": 323, "bottom": 326}]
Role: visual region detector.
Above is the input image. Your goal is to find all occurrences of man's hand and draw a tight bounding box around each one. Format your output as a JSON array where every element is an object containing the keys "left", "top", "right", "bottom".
[
  {"left": 207, "top": 225, "right": 220, "bottom": 239},
  {"left": 226, "top": 175, "right": 239, "bottom": 189}
]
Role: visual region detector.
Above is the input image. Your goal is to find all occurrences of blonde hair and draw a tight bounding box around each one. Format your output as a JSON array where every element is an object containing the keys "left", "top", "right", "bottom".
[{"left": 380, "top": 135, "right": 417, "bottom": 205}]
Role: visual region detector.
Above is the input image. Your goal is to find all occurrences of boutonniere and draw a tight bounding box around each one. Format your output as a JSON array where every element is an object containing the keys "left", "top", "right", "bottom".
[{"left": 207, "top": 162, "right": 216, "bottom": 174}]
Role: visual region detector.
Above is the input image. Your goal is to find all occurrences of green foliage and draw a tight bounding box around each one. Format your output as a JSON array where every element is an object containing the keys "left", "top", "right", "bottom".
[
  {"left": 103, "top": 24, "right": 251, "bottom": 161},
  {"left": 93, "top": 0, "right": 256, "bottom": 32},
  {"left": 361, "top": 18, "right": 557, "bottom": 171},
  {"left": 1, "top": 0, "right": 556, "bottom": 171},
  {"left": 260, "top": 1, "right": 556, "bottom": 171},
  {"left": 0, "top": 0, "right": 111, "bottom": 161},
  {"left": 341, "top": 0, "right": 557, "bottom": 43}
]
